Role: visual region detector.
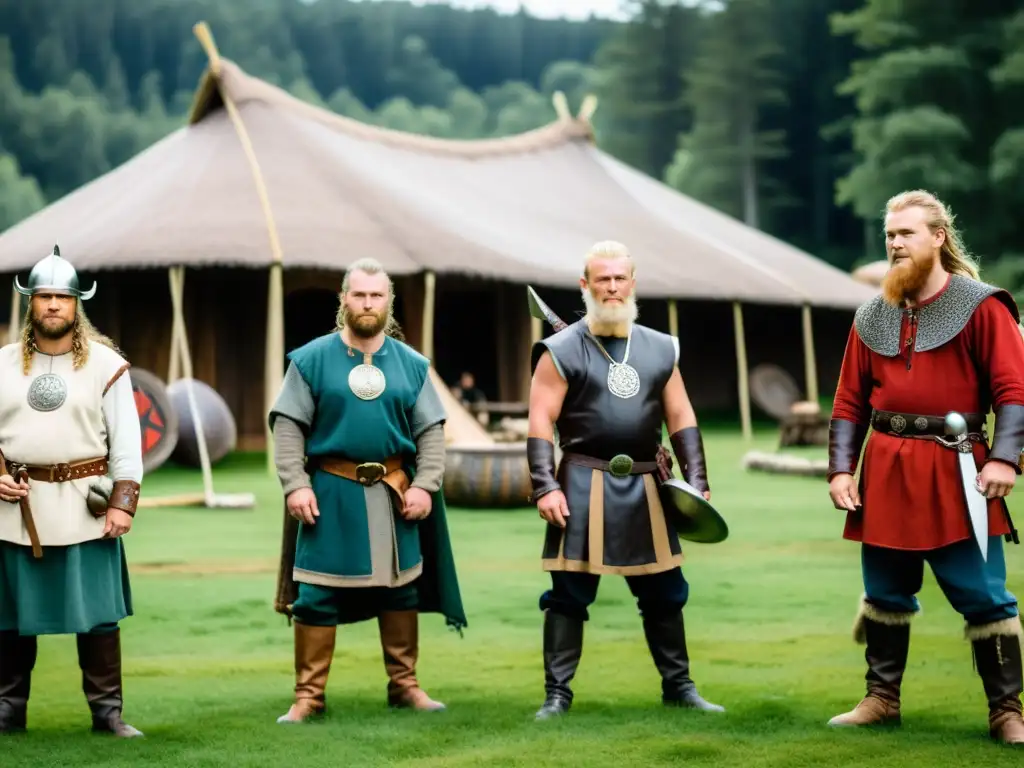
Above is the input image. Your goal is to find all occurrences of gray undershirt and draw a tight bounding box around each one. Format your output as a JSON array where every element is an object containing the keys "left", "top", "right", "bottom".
[
  {"left": 271, "top": 416, "right": 445, "bottom": 493},
  {"left": 269, "top": 360, "right": 448, "bottom": 494}
]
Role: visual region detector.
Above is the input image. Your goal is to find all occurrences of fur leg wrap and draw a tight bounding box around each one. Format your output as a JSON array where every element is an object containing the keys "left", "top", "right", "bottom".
[
  {"left": 965, "top": 615, "right": 1024, "bottom": 642},
  {"left": 852, "top": 595, "right": 917, "bottom": 644}
]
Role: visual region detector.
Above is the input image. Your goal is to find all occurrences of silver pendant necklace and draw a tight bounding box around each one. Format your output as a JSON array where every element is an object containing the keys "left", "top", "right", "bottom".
[
  {"left": 27, "top": 351, "right": 67, "bottom": 412},
  {"left": 588, "top": 328, "right": 640, "bottom": 399},
  {"left": 347, "top": 347, "right": 386, "bottom": 401}
]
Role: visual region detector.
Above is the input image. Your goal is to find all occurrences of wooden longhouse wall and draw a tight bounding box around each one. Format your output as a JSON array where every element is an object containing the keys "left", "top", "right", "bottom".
[{"left": 0, "top": 268, "right": 854, "bottom": 450}]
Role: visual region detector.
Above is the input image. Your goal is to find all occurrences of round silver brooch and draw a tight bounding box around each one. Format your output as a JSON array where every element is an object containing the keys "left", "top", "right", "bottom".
[
  {"left": 607, "top": 363, "right": 640, "bottom": 399},
  {"left": 890, "top": 414, "right": 907, "bottom": 433},
  {"left": 348, "top": 364, "right": 386, "bottom": 401},
  {"left": 27, "top": 373, "right": 67, "bottom": 412}
]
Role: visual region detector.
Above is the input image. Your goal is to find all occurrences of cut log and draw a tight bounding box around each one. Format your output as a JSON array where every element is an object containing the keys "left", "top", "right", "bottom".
[{"left": 742, "top": 450, "right": 829, "bottom": 477}]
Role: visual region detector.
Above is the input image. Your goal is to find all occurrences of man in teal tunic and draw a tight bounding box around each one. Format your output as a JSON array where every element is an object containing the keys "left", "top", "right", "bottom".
[
  {"left": 0, "top": 246, "right": 143, "bottom": 737},
  {"left": 269, "top": 257, "right": 466, "bottom": 723}
]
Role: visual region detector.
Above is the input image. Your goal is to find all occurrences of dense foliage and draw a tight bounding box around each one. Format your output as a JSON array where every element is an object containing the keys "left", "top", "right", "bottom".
[{"left": 3, "top": 0, "right": 1024, "bottom": 292}]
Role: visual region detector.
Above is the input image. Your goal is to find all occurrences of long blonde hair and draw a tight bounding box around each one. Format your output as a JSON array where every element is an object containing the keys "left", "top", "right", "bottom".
[
  {"left": 334, "top": 257, "right": 405, "bottom": 341},
  {"left": 885, "top": 190, "right": 980, "bottom": 280},
  {"left": 21, "top": 300, "right": 123, "bottom": 375}
]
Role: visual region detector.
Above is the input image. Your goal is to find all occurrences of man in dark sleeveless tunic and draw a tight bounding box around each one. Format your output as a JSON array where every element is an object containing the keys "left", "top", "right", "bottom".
[{"left": 526, "top": 241, "right": 724, "bottom": 720}]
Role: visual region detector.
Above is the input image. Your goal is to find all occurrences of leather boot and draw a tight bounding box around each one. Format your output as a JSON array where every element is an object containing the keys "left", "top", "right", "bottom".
[
  {"left": 535, "top": 609, "right": 584, "bottom": 720},
  {"left": 277, "top": 621, "right": 337, "bottom": 723},
  {"left": 0, "top": 630, "right": 36, "bottom": 734},
  {"left": 379, "top": 610, "right": 445, "bottom": 711},
  {"left": 970, "top": 619, "right": 1024, "bottom": 745},
  {"left": 641, "top": 610, "right": 724, "bottom": 712},
  {"left": 828, "top": 613, "right": 907, "bottom": 727},
  {"left": 76, "top": 629, "right": 143, "bottom": 737}
]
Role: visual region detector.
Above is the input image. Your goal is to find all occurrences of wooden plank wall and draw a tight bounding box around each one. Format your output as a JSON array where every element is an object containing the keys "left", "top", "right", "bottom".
[{"left": 57, "top": 267, "right": 855, "bottom": 447}]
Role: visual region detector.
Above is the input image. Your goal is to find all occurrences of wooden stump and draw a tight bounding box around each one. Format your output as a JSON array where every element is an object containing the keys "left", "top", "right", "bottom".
[{"left": 778, "top": 401, "right": 829, "bottom": 447}]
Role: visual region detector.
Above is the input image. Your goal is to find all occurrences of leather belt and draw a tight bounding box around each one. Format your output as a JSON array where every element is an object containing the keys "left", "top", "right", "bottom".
[
  {"left": 870, "top": 409, "right": 986, "bottom": 439},
  {"left": 0, "top": 455, "right": 108, "bottom": 561},
  {"left": 5, "top": 457, "right": 108, "bottom": 483},
  {"left": 310, "top": 456, "right": 410, "bottom": 504},
  {"left": 562, "top": 452, "right": 659, "bottom": 477}
]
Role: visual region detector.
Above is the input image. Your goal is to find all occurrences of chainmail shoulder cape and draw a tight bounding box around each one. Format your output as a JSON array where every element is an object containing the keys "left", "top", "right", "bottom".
[{"left": 853, "top": 275, "right": 1021, "bottom": 357}]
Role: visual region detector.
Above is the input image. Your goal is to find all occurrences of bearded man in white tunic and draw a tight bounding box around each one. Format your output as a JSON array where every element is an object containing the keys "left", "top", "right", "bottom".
[{"left": 0, "top": 246, "right": 144, "bottom": 738}]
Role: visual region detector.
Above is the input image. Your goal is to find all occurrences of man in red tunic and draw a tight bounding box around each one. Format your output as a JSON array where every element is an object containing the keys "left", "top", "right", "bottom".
[{"left": 827, "top": 189, "right": 1024, "bottom": 745}]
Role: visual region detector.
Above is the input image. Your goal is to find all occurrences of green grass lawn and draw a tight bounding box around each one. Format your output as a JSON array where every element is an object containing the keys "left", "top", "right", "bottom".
[{"left": 6, "top": 426, "right": 1024, "bottom": 766}]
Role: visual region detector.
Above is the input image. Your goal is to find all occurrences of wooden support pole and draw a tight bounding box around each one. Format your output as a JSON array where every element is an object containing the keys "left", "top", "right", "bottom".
[
  {"left": 193, "top": 21, "right": 286, "bottom": 474},
  {"left": 801, "top": 303, "right": 819, "bottom": 404},
  {"left": 530, "top": 316, "right": 542, "bottom": 344},
  {"left": 168, "top": 267, "right": 215, "bottom": 504},
  {"left": 422, "top": 270, "right": 436, "bottom": 359},
  {"left": 733, "top": 302, "right": 752, "bottom": 441},
  {"left": 7, "top": 285, "right": 20, "bottom": 345},
  {"left": 667, "top": 299, "right": 679, "bottom": 339},
  {"left": 167, "top": 269, "right": 182, "bottom": 383}
]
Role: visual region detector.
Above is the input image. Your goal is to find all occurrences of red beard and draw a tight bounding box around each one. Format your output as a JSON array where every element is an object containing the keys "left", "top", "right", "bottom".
[{"left": 881, "top": 252, "right": 934, "bottom": 306}]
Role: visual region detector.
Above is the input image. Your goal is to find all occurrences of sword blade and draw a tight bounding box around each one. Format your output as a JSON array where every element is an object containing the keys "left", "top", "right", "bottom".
[
  {"left": 958, "top": 449, "right": 989, "bottom": 561},
  {"left": 526, "top": 285, "right": 569, "bottom": 332}
]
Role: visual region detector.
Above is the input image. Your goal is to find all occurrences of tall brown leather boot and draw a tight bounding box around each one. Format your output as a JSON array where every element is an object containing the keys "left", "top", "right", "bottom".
[
  {"left": 76, "top": 629, "right": 143, "bottom": 738},
  {"left": 0, "top": 630, "right": 37, "bottom": 734},
  {"left": 277, "top": 621, "right": 337, "bottom": 723},
  {"left": 379, "top": 610, "right": 445, "bottom": 711},
  {"left": 968, "top": 617, "right": 1024, "bottom": 746},
  {"left": 828, "top": 598, "right": 910, "bottom": 727}
]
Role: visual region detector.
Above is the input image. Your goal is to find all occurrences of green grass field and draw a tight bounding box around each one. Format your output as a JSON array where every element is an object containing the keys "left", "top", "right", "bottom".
[{"left": 6, "top": 427, "right": 1024, "bottom": 766}]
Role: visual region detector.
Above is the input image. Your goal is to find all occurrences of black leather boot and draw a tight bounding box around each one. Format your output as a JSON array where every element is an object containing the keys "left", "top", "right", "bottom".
[
  {"left": 971, "top": 624, "right": 1024, "bottom": 745},
  {"left": 642, "top": 611, "right": 724, "bottom": 712},
  {"left": 76, "top": 630, "right": 143, "bottom": 738},
  {"left": 0, "top": 630, "right": 37, "bottom": 734},
  {"left": 535, "top": 610, "right": 583, "bottom": 720}
]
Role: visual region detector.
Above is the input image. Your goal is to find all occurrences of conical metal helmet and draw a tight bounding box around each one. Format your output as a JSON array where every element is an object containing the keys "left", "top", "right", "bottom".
[{"left": 14, "top": 244, "right": 96, "bottom": 300}]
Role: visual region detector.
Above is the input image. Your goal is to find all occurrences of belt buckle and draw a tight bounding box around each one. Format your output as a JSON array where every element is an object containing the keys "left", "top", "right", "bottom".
[
  {"left": 608, "top": 454, "right": 633, "bottom": 477},
  {"left": 355, "top": 462, "right": 386, "bottom": 485},
  {"left": 51, "top": 463, "right": 71, "bottom": 482}
]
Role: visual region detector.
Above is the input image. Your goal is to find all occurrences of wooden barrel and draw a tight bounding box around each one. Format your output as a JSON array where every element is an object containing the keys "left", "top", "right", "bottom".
[
  {"left": 129, "top": 367, "right": 179, "bottom": 474},
  {"left": 167, "top": 378, "right": 238, "bottom": 467},
  {"left": 443, "top": 442, "right": 533, "bottom": 509}
]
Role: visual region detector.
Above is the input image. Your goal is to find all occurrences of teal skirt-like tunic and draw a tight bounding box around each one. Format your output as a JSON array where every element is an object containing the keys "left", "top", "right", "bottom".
[{"left": 0, "top": 538, "right": 133, "bottom": 635}]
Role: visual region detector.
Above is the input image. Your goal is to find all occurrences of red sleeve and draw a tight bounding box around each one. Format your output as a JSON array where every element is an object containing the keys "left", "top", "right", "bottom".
[
  {"left": 968, "top": 295, "right": 1024, "bottom": 407},
  {"left": 831, "top": 322, "right": 872, "bottom": 424}
]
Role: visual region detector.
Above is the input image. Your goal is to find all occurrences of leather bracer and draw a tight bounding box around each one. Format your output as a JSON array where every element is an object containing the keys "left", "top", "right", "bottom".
[
  {"left": 669, "top": 427, "right": 709, "bottom": 494},
  {"left": 828, "top": 419, "right": 868, "bottom": 480},
  {"left": 989, "top": 404, "right": 1024, "bottom": 474},
  {"left": 527, "top": 437, "right": 561, "bottom": 502},
  {"left": 109, "top": 480, "right": 141, "bottom": 517}
]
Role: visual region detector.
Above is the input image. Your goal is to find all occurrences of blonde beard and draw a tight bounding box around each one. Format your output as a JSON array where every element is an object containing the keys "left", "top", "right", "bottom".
[{"left": 581, "top": 288, "right": 637, "bottom": 337}]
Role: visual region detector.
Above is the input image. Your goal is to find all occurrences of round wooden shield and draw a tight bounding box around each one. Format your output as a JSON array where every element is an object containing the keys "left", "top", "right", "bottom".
[{"left": 130, "top": 367, "right": 179, "bottom": 474}]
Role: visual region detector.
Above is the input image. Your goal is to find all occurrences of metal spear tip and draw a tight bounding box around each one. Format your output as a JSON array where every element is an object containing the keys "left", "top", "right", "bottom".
[{"left": 944, "top": 411, "right": 968, "bottom": 438}]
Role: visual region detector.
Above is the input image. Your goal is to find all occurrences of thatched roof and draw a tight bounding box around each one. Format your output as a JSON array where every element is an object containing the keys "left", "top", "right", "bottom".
[{"left": 0, "top": 50, "right": 877, "bottom": 308}]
